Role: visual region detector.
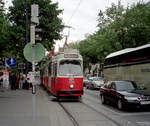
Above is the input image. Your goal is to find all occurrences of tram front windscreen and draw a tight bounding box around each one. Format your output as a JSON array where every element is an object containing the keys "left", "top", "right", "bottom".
[{"left": 59, "top": 60, "right": 82, "bottom": 76}]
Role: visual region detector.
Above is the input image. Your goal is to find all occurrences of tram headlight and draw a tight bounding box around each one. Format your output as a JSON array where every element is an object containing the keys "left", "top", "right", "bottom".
[{"left": 70, "top": 84, "right": 74, "bottom": 89}]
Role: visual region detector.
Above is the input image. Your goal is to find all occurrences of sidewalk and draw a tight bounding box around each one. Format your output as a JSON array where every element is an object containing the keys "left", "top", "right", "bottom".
[{"left": 0, "top": 86, "right": 73, "bottom": 126}]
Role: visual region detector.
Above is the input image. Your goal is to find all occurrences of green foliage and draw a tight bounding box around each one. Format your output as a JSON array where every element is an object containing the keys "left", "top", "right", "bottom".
[
  {"left": 0, "top": 0, "right": 11, "bottom": 58},
  {"left": 68, "top": 41, "right": 80, "bottom": 50},
  {"left": 7, "top": 0, "right": 64, "bottom": 63},
  {"left": 77, "top": 1, "right": 150, "bottom": 69}
]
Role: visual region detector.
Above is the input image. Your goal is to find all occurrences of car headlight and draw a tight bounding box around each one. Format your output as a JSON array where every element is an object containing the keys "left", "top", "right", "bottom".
[{"left": 124, "top": 96, "right": 138, "bottom": 101}]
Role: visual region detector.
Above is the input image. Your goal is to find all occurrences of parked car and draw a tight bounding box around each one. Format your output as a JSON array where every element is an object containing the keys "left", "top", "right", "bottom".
[
  {"left": 83, "top": 77, "right": 90, "bottom": 87},
  {"left": 86, "top": 77, "right": 104, "bottom": 89},
  {"left": 100, "top": 80, "right": 150, "bottom": 110}
]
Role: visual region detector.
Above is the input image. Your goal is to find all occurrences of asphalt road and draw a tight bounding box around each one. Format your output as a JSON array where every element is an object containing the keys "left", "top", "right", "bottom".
[
  {"left": 0, "top": 87, "right": 150, "bottom": 126},
  {"left": 83, "top": 88, "right": 150, "bottom": 126}
]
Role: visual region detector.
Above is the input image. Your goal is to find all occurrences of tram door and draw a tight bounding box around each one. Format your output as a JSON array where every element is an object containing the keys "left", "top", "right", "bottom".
[
  {"left": 51, "top": 62, "right": 57, "bottom": 95},
  {"left": 48, "top": 63, "right": 51, "bottom": 91}
]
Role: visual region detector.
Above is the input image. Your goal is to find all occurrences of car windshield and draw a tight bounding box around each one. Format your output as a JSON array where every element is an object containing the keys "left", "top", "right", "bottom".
[
  {"left": 116, "top": 81, "right": 136, "bottom": 91},
  {"left": 59, "top": 60, "right": 82, "bottom": 76}
]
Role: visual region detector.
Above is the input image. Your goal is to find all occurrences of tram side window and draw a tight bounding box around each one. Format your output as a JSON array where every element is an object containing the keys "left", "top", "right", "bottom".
[
  {"left": 53, "top": 64, "right": 55, "bottom": 76},
  {"left": 48, "top": 63, "right": 51, "bottom": 76},
  {"left": 54, "top": 63, "right": 57, "bottom": 77},
  {"left": 51, "top": 64, "right": 54, "bottom": 77},
  {"left": 52, "top": 63, "right": 57, "bottom": 77}
]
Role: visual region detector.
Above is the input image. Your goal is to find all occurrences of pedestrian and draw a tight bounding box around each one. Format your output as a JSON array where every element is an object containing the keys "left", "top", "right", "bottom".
[
  {"left": 10, "top": 72, "right": 16, "bottom": 90},
  {"left": 15, "top": 73, "right": 19, "bottom": 89},
  {"left": 22, "top": 74, "right": 26, "bottom": 89},
  {"left": 0, "top": 74, "right": 3, "bottom": 91},
  {"left": 19, "top": 73, "right": 23, "bottom": 89},
  {"left": 25, "top": 77, "right": 29, "bottom": 90}
]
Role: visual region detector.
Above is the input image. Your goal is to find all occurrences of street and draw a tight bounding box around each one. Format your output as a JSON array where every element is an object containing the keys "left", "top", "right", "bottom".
[
  {"left": 0, "top": 87, "right": 150, "bottom": 126},
  {"left": 84, "top": 88, "right": 150, "bottom": 126}
]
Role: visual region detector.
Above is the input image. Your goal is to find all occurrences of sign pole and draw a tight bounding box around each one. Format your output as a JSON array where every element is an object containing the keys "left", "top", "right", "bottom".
[
  {"left": 23, "top": 4, "right": 44, "bottom": 124},
  {"left": 32, "top": 45, "right": 36, "bottom": 123},
  {"left": 32, "top": 45, "right": 36, "bottom": 94},
  {"left": 31, "top": 4, "right": 39, "bottom": 123}
]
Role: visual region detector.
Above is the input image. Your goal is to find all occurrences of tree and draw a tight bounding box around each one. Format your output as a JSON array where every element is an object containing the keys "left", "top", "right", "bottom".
[
  {"left": 0, "top": 0, "right": 11, "bottom": 58},
  {"left": 122, "top": 2, "right": 150, "bottom": 47},
  {"left": 7, "top": 0, "right": 64, "bottom": 63},
  {"left": 68, "top": 41, "right": 80, "bottom": 50},
  {"left": 76, "top": 1, "right": 150, "bottom": 70},
  {"left": 0, "top": 0, "right": 5, "bottom": 53}
]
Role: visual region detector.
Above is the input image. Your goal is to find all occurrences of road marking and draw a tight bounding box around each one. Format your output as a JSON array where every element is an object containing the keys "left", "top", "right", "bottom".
[
  {"left": 136, "top": 121, "right": 150, "bottom": 126},
  {"left": 119, "top": 112, "right": 150, "bottom": 116}
]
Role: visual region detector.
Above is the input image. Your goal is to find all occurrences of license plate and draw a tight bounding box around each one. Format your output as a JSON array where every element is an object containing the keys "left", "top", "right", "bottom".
[{"left": 140, "top": 101, "right": 150, "bottom": 105}]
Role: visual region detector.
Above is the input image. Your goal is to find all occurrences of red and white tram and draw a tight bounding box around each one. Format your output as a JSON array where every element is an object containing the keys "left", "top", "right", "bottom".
[{"left": 41, "top": 48, "right": 84, "bottom": 99}]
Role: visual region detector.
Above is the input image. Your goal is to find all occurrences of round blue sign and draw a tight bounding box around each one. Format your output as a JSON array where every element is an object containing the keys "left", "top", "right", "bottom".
[{"left": 7, "top": 58, "right": 17, "bottom": 67}]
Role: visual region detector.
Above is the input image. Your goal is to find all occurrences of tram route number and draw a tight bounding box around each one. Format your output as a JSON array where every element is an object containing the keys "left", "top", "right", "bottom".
[{"left": 64, "top": 54, "right": 78, "bottom": 58}]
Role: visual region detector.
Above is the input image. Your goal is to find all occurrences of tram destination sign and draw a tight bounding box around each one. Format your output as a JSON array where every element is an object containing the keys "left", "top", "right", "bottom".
[{"left": 64, "top": 54, "right": 79, "bottom": 58}]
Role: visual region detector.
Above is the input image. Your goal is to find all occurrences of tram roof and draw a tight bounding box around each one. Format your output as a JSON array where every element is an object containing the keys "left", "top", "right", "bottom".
[
  {"left": 106, "top": 43, "right": 150, "bottom": 59},
  {"left": 52, "top": 48, "right": 82, "bottom": 61}
]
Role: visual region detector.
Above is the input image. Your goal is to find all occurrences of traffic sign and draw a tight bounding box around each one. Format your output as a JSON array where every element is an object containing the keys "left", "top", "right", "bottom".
[
  {"left": 23, "top": 43, "right": 45, "bottom": 63},
  {"left": 7, "top": 58, "right": 16, "bottom": 67},
  {"left": 31, "top": 4, "right": 39, "bottom": 17},
  {"left": 30, "top": 25, "right": 35, "bottom": 45}
]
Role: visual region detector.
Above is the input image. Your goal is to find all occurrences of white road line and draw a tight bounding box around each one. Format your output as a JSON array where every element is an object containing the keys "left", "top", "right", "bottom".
[{"left": 136, "top": 121, "right": 150, "bottom": 126}]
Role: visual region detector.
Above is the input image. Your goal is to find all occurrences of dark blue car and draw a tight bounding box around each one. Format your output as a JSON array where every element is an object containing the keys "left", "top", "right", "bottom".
[{"left": 100, "top": 80, "right": 150, "bottom": 110}]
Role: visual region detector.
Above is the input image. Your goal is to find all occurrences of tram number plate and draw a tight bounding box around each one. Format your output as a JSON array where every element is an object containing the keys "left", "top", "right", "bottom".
[{"left": 140, "top": 101, "right": 150, "bottom": 105}]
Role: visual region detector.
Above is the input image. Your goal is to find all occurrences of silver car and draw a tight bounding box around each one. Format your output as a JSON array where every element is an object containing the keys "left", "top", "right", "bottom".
[
  {"left": 86, "top": 77, "right": 104, "bottom": 89},
  {"left": 83, "top": 77, "right": 90, "bottom": 87}
]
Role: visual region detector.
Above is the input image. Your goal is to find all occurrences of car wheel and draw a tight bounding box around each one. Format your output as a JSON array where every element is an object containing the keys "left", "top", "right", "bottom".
[
  {"left": 101, "top": 95, "right": 105, "bottom": 104},
  {"left": 117, "top": 99, "right": 123, "bottom": 110},
  {"left": 92, "top": 84, "right": 95, "bottom": 89}
]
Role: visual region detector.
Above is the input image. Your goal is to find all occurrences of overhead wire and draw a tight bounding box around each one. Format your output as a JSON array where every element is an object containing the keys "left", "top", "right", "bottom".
[
  {"left": 61, "top": 0, "right": 83, "bottom": 45},
  {"left": 66, "top": 0, "right": 83, "bottom": 25}
]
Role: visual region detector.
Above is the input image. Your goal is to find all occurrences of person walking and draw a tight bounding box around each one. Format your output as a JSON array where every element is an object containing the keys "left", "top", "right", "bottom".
[
  {"left": 22, "top": 74, "right": 26, "bottom": 89},
  {"left": 10, "top": 73, "right": 16, "bottom": 90},
  {"left": 19, "top": 73, "right": 23, "bottom": 89},
  {"left": 0, "top": 74, "right": 3, "bottom": 91},
  {"left": 15, "top": 73, "right": 19, "bottom": 89}
]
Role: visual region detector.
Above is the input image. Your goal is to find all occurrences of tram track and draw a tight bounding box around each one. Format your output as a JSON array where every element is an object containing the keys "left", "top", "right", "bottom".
[
  {"left": 80, "top": 100, "right": 122, "bottom": 126},
  {"left": 58, "top": 98, "right": 123, "bottom": 126},
  {"left": 58, "top": 101, "right": 79, "bottom": 126},
  {"left": 43, "top": 86, "right": 135, "bottom": 126},
  {"left": 81, "top": 96, "right": 137, "bottom": 126},
  {"left": 42, "top": 86, "right": 140, "bottom": 126}
]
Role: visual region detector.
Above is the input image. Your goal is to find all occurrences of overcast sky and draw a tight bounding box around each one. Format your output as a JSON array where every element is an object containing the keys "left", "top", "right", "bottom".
[
  {"left": 52, "top": 0, "right": 145, "bottom": 51},
  {"left": 4, "top": 0, "right": 148, "bottom": 51}
]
